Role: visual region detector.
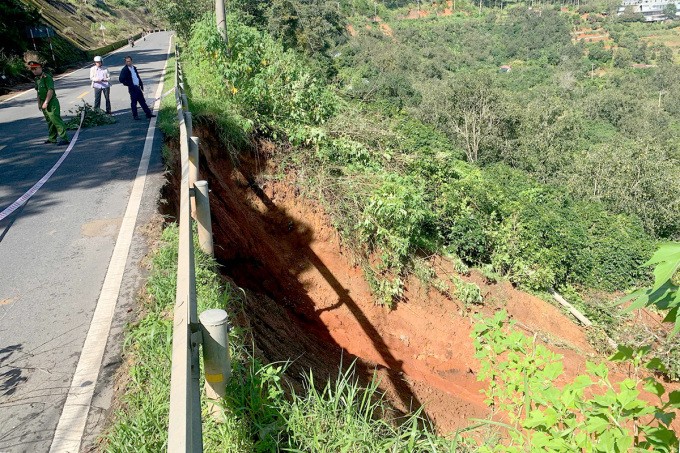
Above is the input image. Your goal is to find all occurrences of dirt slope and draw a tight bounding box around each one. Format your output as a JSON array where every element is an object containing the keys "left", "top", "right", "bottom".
[{"left": 157, "top": 124, "right": 625, "bottom": 434}]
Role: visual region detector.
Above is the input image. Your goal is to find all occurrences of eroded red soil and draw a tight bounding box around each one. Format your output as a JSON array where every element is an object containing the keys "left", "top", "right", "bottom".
[{"left": 175, "top": 125, "right": 676, "bottom": 434}]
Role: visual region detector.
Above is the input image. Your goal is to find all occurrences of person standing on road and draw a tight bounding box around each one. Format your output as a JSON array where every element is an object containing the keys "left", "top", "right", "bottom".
[
  {"left": 27, "top": 59, "right": 69, "bottom": 145},
  {"left": 89, "top": 56, "right": 111, "bottom": 114},
  {"left": 118, "top": 56, "right": 156, "bottom": 120}
]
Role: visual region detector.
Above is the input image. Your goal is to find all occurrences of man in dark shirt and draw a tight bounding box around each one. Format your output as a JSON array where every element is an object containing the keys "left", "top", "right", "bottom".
[
  {"left": 29, "top": 61, "right": 69, "bottom": 145},
  {"left": 118, "top": 56, "right": 156, "bottom": 120}
]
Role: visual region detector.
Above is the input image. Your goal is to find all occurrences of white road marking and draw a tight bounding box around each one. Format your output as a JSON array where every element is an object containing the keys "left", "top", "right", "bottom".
[
  {"left": 48, "top": 34, "right": 173, "bottom": 453},
  {"left": 2, "top": 89, "right": 30, "bottom": 102}
]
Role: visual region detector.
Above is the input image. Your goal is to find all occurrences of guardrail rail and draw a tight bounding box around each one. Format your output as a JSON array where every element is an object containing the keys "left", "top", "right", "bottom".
[{"left": 167, "top": 45, "right": 229, "bottom": 453}]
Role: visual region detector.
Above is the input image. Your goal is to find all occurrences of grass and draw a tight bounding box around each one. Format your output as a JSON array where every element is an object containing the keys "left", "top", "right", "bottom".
[
  {"left": 156, "top": 52, "right": 179, "bottom": 140},
  {"left": 102, "top": 225, "right": 177, "bottom": 451},
  {"left": 101, "top": 225, "right": 258, "bottom": 451},
  {"left": 282, "top": 366, "right": 468, "bottom": 452}
]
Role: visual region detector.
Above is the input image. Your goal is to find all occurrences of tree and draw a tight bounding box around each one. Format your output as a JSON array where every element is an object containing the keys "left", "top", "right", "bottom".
[
  {"left": 147, "top": 0, "right": 211, "bottom": 40},
  {"left": 656, "top": 44, "right": 674, "bottom": 65},
  {"left": 0, "top": 0, "right": 40, "bottom": 55},
  {"left": 613, "top": 47, "right": 632, "bottom": 68},
  {"left": 619, "top": 5, "right": 644, "bottom": 22},
  {"left": 663, "top": 2, "right": 677, "bottom": 19},
  {"left": 418, "top": 73, "right": 502, "bottom": 163},
  {"left": 588, "top": 42, "right": 613, "bottom": 63},
  {"left": 266, "top": 0, "right": 346, "bottom": 57},
  {"left": 632, "top": 41, "right": 649, "bottom": 64}
]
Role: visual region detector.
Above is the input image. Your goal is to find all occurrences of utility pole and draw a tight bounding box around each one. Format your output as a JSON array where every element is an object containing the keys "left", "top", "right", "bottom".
[{"left": 215, "top": 0, "right": 228, "bottom": 44}]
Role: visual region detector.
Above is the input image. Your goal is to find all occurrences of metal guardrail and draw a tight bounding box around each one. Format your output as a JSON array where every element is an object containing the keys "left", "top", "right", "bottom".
[{"left": 167, "top": 45, "right": 228, "bottom": 453}]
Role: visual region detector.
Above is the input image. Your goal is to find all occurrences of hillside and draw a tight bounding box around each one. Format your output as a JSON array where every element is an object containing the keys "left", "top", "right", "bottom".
[
  {"left": 22, "top": 0, "right": 160, "bottom": 49},
  {"left": 0, "top": 0, "right": 162, "bottom": 92}
]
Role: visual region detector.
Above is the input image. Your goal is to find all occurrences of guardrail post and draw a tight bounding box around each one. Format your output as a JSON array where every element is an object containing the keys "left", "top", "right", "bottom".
[
  {"left": 199, "top": 309, "right": 231, "bottom": 419},
  {"left": 189, "top": 136, "right": 200, "bottom": 218},
  {"left": 184, "top": 111, "right": 193, "bottom": 141},
  {"left": 182, "top": 93, "right": 189, "bottom": 112},
  {"left": 194, "top": 180, "right": 214, "bottom": 256},
  {"left": 189, "top": 136, "right": 199, "bottom": 186}
]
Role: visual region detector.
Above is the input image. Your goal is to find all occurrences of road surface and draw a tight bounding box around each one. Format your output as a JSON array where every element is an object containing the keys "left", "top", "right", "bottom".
[{"left": 0, "top": 31, "right": 172, "bottom": 452}]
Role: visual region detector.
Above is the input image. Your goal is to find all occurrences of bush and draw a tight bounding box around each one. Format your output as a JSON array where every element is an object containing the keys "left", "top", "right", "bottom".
[
  {"left": 359, "top": 174, "right": 436, "bottom": 304},
  {"left": 473, "top": 310, "right": 680, "bottom": 451},
  {"left": 187, "top": 14, "right": 336, "bottom": 135}
]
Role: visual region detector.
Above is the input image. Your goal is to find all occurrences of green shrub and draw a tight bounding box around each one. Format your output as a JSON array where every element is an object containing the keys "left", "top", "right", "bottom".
[
  {"left": 358, "top": 174, "right": 436, "bottom": 286},
  {"left": 456, "top": 280, "right": 483, "bottom": 306},
  {"left": 187, "top": 14, "right": 336, "bottom": 135},
  {"left": 473, "top": 310, "right": 680, "bottom": 452},
  {"left": 481, "top": 264, "right": 500, "bottom": 284}
]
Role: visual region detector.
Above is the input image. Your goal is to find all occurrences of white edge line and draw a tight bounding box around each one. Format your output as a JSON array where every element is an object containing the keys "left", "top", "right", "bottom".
[{"left": 48, "top": 34, "right": 173, "bottom": 453}]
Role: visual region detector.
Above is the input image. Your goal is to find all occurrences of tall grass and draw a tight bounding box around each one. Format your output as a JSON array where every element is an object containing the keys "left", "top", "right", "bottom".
[{"left": 281, "top": 366, "right": 466, "bottom": 452}]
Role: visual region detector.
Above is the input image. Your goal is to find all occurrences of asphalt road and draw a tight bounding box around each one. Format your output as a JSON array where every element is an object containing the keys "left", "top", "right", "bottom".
[{"left": 0, "top": 32, "right": 172, "bottom": 452}]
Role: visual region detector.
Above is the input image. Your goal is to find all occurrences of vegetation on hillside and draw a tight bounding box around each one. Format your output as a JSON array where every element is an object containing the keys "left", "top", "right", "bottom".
[
  {"left": 176, "top": 8, "right": 677, "bottom": 306},
  {"left": 470, "top": 242, "right": 680, "bottom": 451},
  {"left": 103, "top": 224, "right": 465, "bottom": 451}
]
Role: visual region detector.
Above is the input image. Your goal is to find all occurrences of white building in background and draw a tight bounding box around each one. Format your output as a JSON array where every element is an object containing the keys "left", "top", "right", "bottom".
[{"left": 618, "top": 0, "right": 680, "bottom": 21}]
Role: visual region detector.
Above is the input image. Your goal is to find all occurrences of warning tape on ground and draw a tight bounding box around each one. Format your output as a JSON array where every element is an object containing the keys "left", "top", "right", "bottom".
[
  {"left": 0, "top": 86, "right": 172, "bottom": 222},
  {"left": 0, "top": 109, "right": 86, "bottom": 222}
]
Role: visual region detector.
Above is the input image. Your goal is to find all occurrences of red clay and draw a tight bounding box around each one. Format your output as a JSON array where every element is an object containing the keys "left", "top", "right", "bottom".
[{"left": 181, "top": 126, "right": 678, "bottom": 435}]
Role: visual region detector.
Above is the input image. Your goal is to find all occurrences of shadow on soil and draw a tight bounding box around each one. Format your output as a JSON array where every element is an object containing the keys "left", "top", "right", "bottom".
[{"left": 162, "top": 120, "right": 435, "bottom": 428}]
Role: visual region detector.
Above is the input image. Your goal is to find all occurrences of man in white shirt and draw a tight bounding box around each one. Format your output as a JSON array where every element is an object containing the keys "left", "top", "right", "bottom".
[{"left": 89, "top": 56, "right": 111, "bottom": 114}]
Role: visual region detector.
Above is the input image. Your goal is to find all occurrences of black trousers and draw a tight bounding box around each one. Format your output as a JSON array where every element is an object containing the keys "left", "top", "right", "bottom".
[
  {"left": 94, "top": 87, "right": 111, "bottom": 113},
  {"left": 128, "top": 85, "right": 152, "bottom": 118}
]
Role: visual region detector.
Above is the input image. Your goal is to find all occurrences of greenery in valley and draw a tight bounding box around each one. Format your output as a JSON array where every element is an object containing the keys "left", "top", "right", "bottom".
[{"left": 176, "top": 3, "right": 680, "bottom": 305}]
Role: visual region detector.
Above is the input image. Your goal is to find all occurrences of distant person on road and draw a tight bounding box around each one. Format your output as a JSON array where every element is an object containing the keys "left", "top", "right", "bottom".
[
  {"left": 27, "top": 58, "right": 69, "bottom": 145},
  {"left": 89, "top": 56, "right": 111, "bottom": 114},
  {"left": 118, "top": 56, "right": 156, "bottom": 121}
]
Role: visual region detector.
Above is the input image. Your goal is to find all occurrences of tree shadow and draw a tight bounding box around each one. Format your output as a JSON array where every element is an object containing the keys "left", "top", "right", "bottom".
[
  {"left": 191, "top": 126, "right": 435, "bottom": 427},
  {"left": 0, "top": 115, "right": 163, "bottom": 230},
  {"left": 0, "top": 344, "right": 27, "bottom": 397}
]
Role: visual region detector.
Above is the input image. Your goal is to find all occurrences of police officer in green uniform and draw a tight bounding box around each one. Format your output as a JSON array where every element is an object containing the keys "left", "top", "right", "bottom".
[{"left": 28, "top": 60, "right": 69, "bottom": 145}]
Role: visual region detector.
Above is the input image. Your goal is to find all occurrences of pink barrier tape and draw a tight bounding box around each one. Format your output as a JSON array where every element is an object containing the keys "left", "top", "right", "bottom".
[{"left": 0, "top": 110, "right": 86, "bottom": 222}]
